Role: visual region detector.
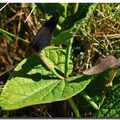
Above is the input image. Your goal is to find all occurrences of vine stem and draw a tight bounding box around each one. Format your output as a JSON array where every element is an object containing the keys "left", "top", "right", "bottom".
[
  {"left": 80, "top": 91, "right": 99, "bottom": 110},
  {"left": 65, "top": 37, "right": 81, "bottom": 117},
  {"left": 64, "top": 3, "right": 81, "bottom": 117},
  {"left": 68, "top": 98, "right": 80, "bottom": 117},
  {"left": 64, "top": 38, "right": 73, "bottom": 78}
]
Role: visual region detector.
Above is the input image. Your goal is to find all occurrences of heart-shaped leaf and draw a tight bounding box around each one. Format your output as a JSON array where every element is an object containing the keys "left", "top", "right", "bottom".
[{"left": 0, "top": 46, "right": 91, "bottom": 110}]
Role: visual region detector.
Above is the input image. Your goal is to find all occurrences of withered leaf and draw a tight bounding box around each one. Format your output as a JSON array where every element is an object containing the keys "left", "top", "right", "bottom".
[{"left": 83, "top": 55, "right": 120, "bottom": 75}]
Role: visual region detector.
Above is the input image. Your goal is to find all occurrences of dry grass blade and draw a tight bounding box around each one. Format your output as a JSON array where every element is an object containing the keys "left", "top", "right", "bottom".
[{"left": 0, "top": 3, "right": 9, "bottom": 11}]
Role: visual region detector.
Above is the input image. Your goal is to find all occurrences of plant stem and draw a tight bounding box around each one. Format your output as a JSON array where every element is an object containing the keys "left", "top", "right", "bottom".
[
  {"left": 65, "top": 37, "right": 80, "bottom": 117},
  {"left": 98, "top": 91, "right": 106, "bottom": 109},
  {"left": 65, "top": 38, "right": 73, "bottom": 78},
  {"left": 64, "top": 4, "right": 82, "bottom": 116},
  {"left": 80, "top": 91, "right": 99, "bottom": 110},
  {"left": 68, "top": 98, "right": 81, "bottom": 117},
  {"left": 0, "top": 28, "right": 30, "bottom": 44}
]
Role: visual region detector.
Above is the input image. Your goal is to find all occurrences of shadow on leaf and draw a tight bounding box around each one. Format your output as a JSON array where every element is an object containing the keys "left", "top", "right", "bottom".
[
  {"left": 10, "top": 53, "right": 58, "bottom": 82},
  {"left": 67, "top": 75, "right": 91, "bottom": 83}
]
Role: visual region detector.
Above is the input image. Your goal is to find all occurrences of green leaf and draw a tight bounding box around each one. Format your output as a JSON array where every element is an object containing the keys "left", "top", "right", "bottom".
[
  {"left": 0, "top": 46, "right": 91, "bottom": 110},
  {"left": 53, "top": 3, "right": 97, "bottom": 45},
  {"left": 40, "top": 46, "right": 73, "bottom": 75}
]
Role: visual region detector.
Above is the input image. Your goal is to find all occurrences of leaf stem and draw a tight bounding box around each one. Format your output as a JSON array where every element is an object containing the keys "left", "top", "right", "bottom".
[
  {"left": 65, "top": 38, "right": 73, "bottom": 78},
  {"left": 80, "top": 91, "right": 99, "bottom": 110},
  {"left": 68, "top": 98, "right": 81, "bottom": 117},
  {"left": 0, "top": 28, "right": 30, "bottom": 44},
  {"left": 65, "top": 37, "right": 80, "bottom": 117}
]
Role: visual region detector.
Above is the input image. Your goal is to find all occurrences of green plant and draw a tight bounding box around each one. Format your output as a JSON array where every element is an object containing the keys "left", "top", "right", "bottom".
[{"left": 0, "top": 3, "right": 120, "bottom": 118}]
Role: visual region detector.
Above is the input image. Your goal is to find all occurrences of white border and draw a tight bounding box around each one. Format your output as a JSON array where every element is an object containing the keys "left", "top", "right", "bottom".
[{"left": 0, "top": 0, "right": 119, "bottom": 3}]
